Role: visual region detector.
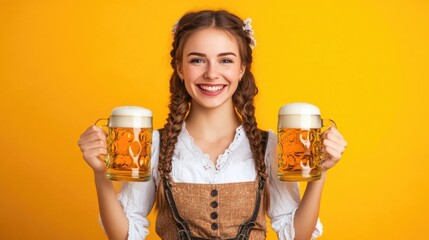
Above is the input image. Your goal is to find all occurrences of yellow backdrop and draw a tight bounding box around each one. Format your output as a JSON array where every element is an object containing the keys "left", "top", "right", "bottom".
[{"left": 1, "top": 0, "right": 428, "bottom": 239}]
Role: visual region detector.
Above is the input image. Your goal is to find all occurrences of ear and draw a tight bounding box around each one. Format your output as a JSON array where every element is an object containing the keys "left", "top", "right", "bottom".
[
  {"left": 239, "top": 64, "right": 246, "bottom": 80},
  {"left": 177, "top": 62, "right": 184, "bottom": 79}
]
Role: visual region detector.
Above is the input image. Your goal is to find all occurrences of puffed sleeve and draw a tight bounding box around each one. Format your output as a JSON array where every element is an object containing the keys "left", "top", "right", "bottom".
[
  {"left": 265, "top": 130, "right": 323, "bottom": 240},
  {"left": 100, "top": 130, "right": 160, "bottom": 240}
]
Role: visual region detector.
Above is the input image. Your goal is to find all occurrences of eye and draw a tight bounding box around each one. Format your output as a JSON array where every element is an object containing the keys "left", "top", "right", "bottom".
[
  {"left": 190, "top": 58, "right": 204, "bottom": 64},
  {"left": 221, "top": 58, "right": 233, "bottom": 64}
]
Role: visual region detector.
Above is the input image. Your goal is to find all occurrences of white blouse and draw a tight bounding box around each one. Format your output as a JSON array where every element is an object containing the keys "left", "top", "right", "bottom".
[{"left": 111, "top": 124, "right": 323, "bottom": 240}]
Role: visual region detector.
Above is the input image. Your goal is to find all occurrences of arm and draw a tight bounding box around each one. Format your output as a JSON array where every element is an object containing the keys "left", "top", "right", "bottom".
[
  {"left": 78, "top": 126, "right": 129, "bottom": 239},
  {"left": 267, "top": 130, "right": 309, "bottom": 240},
  {"left": 293, "top": 173, "right": 325, "bottom": 240},
  {"left": 78, "top": 127, "right": 159, "bottom": 240},
  {"left": 293, "top": 127, "right": 347, "bottom": 240},
  {"left": 96, "top": 172, "right": 157, "bottom": 240},
  {"left": 95, "top": 172, "right": 129, "bottom": 240},
  {"left": 268, "top": 128, "right": 347, "bottom": 240}
]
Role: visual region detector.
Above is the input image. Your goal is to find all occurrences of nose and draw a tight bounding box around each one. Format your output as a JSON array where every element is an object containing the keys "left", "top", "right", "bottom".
[{"left": 203, "top": 62, "right": 219, "bottom": 80}]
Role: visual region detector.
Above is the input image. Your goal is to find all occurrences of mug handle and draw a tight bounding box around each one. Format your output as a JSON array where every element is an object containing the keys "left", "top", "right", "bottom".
[
  {"left": 322, "top": 119, "right": 336, "bottom": 130},
  {"left": 320, "top": 119, "right": 337, "bottom": 161},
  {"left": 94, "top": 118, "right": 109, "bottom": 164},
  {"left": 94, "top": 118, "right": 109, "bottom": 128}
]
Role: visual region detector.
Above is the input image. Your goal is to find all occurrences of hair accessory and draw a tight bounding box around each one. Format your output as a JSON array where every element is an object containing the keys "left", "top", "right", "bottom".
[
  {"left": 171, "top": 17, "right": 256, "bottom": 49},
  {"left": 171, "top": 20, "right": 179, "bottom": 34},
  {"left": 243, "top": 18, "right": 256, "bottom": 49}
]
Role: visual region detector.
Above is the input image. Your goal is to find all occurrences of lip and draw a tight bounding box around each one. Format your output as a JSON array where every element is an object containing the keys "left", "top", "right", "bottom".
[{"left": 197, "top": 84, "right": 226, "bottom": 96}]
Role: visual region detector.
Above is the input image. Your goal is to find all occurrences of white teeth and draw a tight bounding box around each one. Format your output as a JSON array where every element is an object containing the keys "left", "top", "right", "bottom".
[{"left": 200, "top": 85, "right": 223, "bottom": 92}]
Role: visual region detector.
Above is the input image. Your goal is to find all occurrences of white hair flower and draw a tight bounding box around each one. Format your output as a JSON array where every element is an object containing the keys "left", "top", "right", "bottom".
[{"left": 242, "top": 18, "right": 256, "bottom": 49}]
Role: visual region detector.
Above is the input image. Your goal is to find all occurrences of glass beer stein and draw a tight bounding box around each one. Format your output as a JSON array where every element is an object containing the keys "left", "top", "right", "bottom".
[
  {"left": 95, "top": 106, "right": 152, "bottom": 182},
  {"left": 277, "top": 103, "right": 336, "bottom": 181}
]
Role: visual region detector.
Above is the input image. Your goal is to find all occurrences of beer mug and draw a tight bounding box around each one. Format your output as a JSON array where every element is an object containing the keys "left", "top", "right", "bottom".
[
  {"left": 95, "top": 106, "right": 152, "bottom": 182},
  {"left": 277, "top": 103, "right": 336, "bottom": 181}
]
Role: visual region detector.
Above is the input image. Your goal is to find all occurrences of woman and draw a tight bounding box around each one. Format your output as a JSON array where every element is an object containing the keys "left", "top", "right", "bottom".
[{"left": 78, "top": 10, "right": 347, "bottom": 240}]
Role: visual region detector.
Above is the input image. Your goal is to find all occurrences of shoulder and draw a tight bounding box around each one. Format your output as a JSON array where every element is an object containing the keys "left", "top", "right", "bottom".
[
  {"left": 267, "top": 129, "right": 277, "bottom": 142},
  {"left": 150, "top": 129, "right": 161, "bottom": 185},
  {"left": 153, "top": 129, "right": 161, "bottom": 143},
  {"left": 258, "top": 128, "right": 277, "bottom": 158},
  {"left": 263, "top": 129, "right": 277, "bottom": 158},
  {"left": 258, "top": 129, "right": 277, "bottom": 143}
]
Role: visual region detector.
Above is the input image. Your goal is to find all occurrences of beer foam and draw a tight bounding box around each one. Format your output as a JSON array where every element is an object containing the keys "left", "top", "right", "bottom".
[
  {"left": 278, "top": 115, "right": 321, "bottom": 129},
  {"left": 279, "top": 102, "right": 320, "bottom": 115},
  {"left": 278, "top": 103, "right": 321, "bottom": 129},
  {"left": 111, "top": 106, "right": 152, "bottom": 117},
  {"left": 109, "top": 106, "right": 152, "bottom": 128}
]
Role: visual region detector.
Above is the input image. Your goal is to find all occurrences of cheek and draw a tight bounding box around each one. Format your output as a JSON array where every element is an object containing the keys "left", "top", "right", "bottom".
[
  {"left": 182, "top": 65, "right": 200, "bottom": 80},
  {"left": 226, "top": 68, "right": 242, "bottom": 82}
]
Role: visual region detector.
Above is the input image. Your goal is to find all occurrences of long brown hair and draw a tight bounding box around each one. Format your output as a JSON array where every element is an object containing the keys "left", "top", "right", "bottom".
[{"left": 157, "top": 10, "right": 269, "bottom": 212}]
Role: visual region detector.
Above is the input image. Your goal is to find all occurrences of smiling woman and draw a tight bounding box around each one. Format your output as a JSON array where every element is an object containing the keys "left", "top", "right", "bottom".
[
  {"left": 179, "top": 28, "right": 245, "bottom": 110},
  {"left": 77, "top": 9, "right": 347, "bottom": 240},
  {"left": 2, "top": 0, "right": 427, "bottom": 239}
]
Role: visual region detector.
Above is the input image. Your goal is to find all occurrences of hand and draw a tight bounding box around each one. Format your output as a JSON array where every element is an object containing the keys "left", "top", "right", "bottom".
[
  {"left": 77, "top": 126, "right": 108, "bottom": 174},
  {"left": 321, "top": 127, "right": 347, "bottom": 171}
]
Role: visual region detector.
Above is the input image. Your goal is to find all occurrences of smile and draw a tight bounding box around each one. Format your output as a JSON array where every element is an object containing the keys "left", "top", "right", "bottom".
[{"left": 198, "top": 84, "right": 225, "bottom": 93}]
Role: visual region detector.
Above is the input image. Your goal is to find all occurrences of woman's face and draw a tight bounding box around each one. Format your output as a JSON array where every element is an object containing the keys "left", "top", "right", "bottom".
[{"left": 178, "top": 28, "right": 245, "bottom": 110}]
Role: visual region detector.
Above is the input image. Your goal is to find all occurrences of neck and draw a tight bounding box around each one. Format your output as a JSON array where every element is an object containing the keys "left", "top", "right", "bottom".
[{"left": 185, "top": 102, "right": 241, "bottom": 137}]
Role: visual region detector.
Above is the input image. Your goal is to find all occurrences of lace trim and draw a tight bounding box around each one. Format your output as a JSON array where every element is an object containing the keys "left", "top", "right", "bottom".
[{"left": 180, "top": 122, "right": 245, "bottom": 172}]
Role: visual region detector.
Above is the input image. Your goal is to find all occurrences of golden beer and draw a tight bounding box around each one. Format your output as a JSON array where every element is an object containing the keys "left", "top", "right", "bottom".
[
  {"left": 97, "top": 106, "right": 152, "bottom": 182},
  {"left": 106, "top": 127, "right": 152, "bottom": 181},
  {"left": 277, "top": 103, "right": 334, "bottom": 181},
  {"left": 277, "top": 128, "right": 322, "bottom": 181}
]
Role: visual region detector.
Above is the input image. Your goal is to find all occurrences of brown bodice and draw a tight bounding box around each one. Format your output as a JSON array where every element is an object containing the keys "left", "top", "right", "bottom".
[{"left": 155, "top": 180, "right": 267, "bottom": 240}]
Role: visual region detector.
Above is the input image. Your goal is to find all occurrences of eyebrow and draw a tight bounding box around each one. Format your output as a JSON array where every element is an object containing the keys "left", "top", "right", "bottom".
[{"left": 186, "top": 52, "right": 237, "bottom": 57}]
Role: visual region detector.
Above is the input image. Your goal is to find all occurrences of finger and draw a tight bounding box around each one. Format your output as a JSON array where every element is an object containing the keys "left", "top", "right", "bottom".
[
  {"left": 78, "top": 128, "right": 107, "bottom": 146},
  {"left": 322, "top": 128, "right": 347, "bottom": 146},
  {"left": 324, "top": 146, "right": 342, "bottom": 161},
  {"left": 323, "top": 138, "right": 347, "bottom": 153},
  {"left": 79, "top": 126, "right": 107, "bottom": 140},
  {"left": 321, "top": 127, "right": 340, "bottom": 139},
  {"left": 96, "top": 126, "right": 108, "bottom": 136},
  {"left": 79, "top": 126, "right": 97, "bottom": 138},
  {"left": 82, "top": 148, "right": 108, "bottom": 161},
  {"left": 79, "top": 139, "right": 107, "bottom": 152},
  {"left": 78, "top": 131, "right": 107, "bottom": 146}
]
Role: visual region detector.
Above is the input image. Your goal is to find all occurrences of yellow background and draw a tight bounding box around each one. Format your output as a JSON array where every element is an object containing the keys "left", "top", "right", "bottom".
[{"left": 1, "top": 0, "right": 428, "bottom": 239}]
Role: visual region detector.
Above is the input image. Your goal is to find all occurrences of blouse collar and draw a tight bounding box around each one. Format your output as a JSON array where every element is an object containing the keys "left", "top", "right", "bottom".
[{"left": 179, "top": 122, "right": 246, "bottom": 172}]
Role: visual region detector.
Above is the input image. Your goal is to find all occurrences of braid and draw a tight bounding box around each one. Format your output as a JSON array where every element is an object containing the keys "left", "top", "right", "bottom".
[
  {"left": 156, "top": 74, "right": 190, "bottom": 212},
  {"left": 158, "top": 9, "right": 269, "bottom": 212},
  {"left": 233, "top": 72, "right": 267, "bottom": 180},
  {"left": 233, "top": 71, "right": 270, "bottom": 211}
]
